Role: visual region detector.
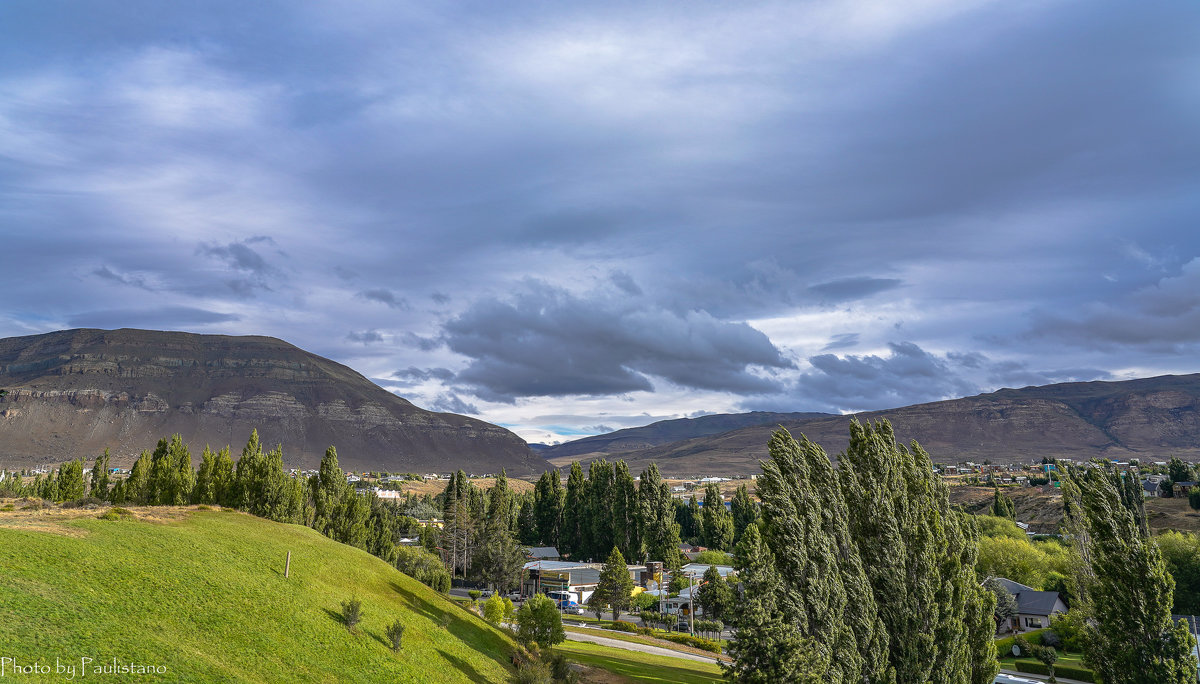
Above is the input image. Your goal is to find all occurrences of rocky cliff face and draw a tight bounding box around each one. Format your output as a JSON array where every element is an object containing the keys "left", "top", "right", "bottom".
[
  {"left": 586, "top": 374, "right": 1200, "bottom": 475},
  {"left": 0, "top": 329, "right": 540, "bottom": 474}
]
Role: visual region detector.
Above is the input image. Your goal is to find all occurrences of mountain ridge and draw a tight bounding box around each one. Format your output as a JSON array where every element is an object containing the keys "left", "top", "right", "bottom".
[
  {"left": 0, "top": 328, "right": 539, "bottom": 474},
  {"left": 566, "top": 373, "right": 1200, "bottom": 475}
]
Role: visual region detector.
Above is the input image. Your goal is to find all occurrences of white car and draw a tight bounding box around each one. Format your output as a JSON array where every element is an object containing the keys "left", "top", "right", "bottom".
[{"left": 993, "top": 675, "right": 1039, "bottom": 684}]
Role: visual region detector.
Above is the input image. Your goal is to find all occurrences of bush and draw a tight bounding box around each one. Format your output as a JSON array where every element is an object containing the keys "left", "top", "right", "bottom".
[
  {"left": 608, "top": 620, "right": 638, "bottom": 633},
  {"left": 514, "top": 660, "right": 552, "bottom": 684},
  {"left": 394, "top": 545, "right": 452, "bottom": 593},
  {"left": 196, "top": 505, "right": 212, "bottom": 511},
  {"left": 1013, "top": 661, "right": 1097, "bottom": 682},
  {"left": 0, "top": 504, "right": 13, "bottom": 512},
  {"left": 1049, "top": 611, "right": 1086, "bottom": 652},
  {"left": 634, "top": 591, "right": 659, "bottom": 611},
  {"left": 469, "top": 589, "right": 482, "bottom": 602},
  {"left": 542, "top": 650, "right": 577, "bottom": 684},
  {"left": 1040, "top": 629, "right": 1061, "bottom": 648},
  {"left": 662, "top": 633, "right": 721, "bottom": 653},
  {"left": 341, "top": 597, "right": 362, "bottom": 631},
  {"left": 385, "top": 619, "right": 405, "bottom": 652}
]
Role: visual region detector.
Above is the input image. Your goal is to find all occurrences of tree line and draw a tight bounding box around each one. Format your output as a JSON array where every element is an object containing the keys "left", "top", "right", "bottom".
[{"left": 0, "top": 430, "right": 451, "bottom": 594}]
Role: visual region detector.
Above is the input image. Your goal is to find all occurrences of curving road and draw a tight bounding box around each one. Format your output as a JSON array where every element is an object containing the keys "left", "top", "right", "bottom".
[{"left": 562, "top": 623, "right": 723, "bottom": 665}]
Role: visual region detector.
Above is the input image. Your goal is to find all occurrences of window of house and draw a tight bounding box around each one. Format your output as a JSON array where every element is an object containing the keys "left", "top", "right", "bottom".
[{"left": 1024, "top": 617, "right": 1042, "bottom": 628}]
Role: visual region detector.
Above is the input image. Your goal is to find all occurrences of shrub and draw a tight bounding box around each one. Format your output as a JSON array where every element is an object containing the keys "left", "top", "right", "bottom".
[
  {"left": 542, "top": 650, "right": 577, "bottom": 684},
  {"left": 21, "top": 500, "right": 44, "bottom": 511},
  {"left": 110, "top": 507, "right": 132, "bottom": 516},
  {"left": 385, "top": 619, "right": 405, "bottom": 652},
  {"left": 1040, "top": 629, "right": 1061, "bottom": 648},
  {"left": 608, "top": 620, "right": 638, "bottom": 633},
  {"left": 662, "top": 633, "right": 721, "bottom": 653},
  {"left": 196, "top": 505, "right": 212, "bottom": 511},
  {"left": 341, "top": 597, "right": 362, "bottom": 631},
  {"left": 483, "top": 593, "right": 506, "bottom": 625},
  {"left": 469, "top": 589, "right": 482, "bottom": 602},
  {"left": 995, "top": 629, "right": 1045, "bottom": 658},
  {"left": 514, "top": 660, "right": 552, "bottom": 684},
  {"left": 1013, "top": 661, "right": 1097, "bottom": 682},
  {"left": 0, "top": 504, "right": 13, "bottom": 511}
]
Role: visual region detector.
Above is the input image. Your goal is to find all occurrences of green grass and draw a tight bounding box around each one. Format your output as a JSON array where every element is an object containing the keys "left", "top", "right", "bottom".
[
  {"left": 554, "top": 641, "right": 724, "bottom": 684},
  {"left": 0, "top": 508, "right": 516, "bottom": 683},
  {"left": 563, "top": 625, "right": 729, "bottom": 659}
]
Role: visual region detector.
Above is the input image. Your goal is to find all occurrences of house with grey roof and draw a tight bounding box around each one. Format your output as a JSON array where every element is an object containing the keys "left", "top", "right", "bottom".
[{"left": 992, "top": 577, "right": 1068, "bottom": 633}]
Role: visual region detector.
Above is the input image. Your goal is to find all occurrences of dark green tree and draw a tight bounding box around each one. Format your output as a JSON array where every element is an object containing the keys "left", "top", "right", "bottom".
[
  {"left": 992, "top": 486, "right": 1016, "bottom": 519},
  {"left": 56, "top": 458, "right": 86, "bottom": 501},
  {"left": 695, "top": 564, "right": 733, "bottom": 623},
  {"left": 639, "top": 464, "right": 683, "bottom": 569},
  {"left": 1169, "top": 458, "right": 1193, "bottom": 485},
  {"left": 839, "top": 419, "right": 996, "bottom": 682},
  {"left": 194, "top": 446, "right": 217, "bottom": 504},
  {"left": 211, "top": 446, "right": 235, "bottom": 506},
  {"left": 757, "top": 428, "right": 891, "bottom": 683},
  {"left": 587, "top": 460, "right": 615, "bottom": 560},
  {"left": 723, "top": 523, "right": 824, "bottom": 683},
  {"left": 1061, "top": 463, "right": 1198, "bottom": 683},
  {"left": 730, "top": 482, "right": 757, "bottom": 545},
  {"left": 562, "top": 461, "right": 586, "bottom": 558},
  {"left": 533, "top": 469, "right": 564, "bottom": 548},
  {"left": 594, "top": 547, "right": 635, "bottom": 622},
  {"left": 702, "top": 483, "right": 733, "bottom": 551},
  {"left": 90, "top": 450, "right": 110, "bottom": 501}
]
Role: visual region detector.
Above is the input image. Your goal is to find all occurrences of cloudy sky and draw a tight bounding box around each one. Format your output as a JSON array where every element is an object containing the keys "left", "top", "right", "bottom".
[{"left": 2, "top": 1, "right": 1199, "bottom": 444}]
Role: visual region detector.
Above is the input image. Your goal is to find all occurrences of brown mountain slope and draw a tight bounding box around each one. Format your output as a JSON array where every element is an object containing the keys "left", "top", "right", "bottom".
[
  {"left": 537, "top": 411, "right": 833, "bottom": 464},
  {"left": 0, "top": 328, "right": 540, "bottom": 474},
  {"left": 593, "top": 374, "right": 1200, "bottom": 475}
]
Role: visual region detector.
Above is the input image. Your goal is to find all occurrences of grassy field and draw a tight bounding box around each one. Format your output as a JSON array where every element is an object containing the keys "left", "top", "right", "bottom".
[
  {"left": 553, "top": 641, "right": 724, "bottom": 684},
  {"left": 0, "top": 503, "right": 517, "bottom": 683}
]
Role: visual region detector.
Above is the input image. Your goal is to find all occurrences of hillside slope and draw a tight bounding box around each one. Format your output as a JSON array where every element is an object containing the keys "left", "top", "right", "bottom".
[
  {"left": 537, "top": 411, "right": 831, "bottom": 464},
  {"left": 0, "top": 506, "right": 515, "bottom": 683},
  {"left": 594, "top": 374, "right": 1200, "bottom": 474},
  {"left": 0, "top": 328, "right": 539, "bottom": 474}
]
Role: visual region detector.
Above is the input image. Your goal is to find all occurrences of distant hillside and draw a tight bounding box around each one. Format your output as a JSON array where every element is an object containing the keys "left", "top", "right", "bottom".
[
  {"left": 0, "top": 507, "right": 516, "bottom": 683},
  {"left": 0, "top": 328, "right": 539, "bottom": 474},
  {"left": 589, "top": 374, "right": 1200, "bottom": 475},
  {"left": 538, "top": 411, "right": 832, "bottom": 464}
]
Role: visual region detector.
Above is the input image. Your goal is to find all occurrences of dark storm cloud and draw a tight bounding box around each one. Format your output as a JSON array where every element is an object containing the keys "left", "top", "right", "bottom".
[
  {"left": 346, "top": 329, "right": 384, "bottom": 344},
  {"left": 67, "top": 307, "right": 240, "bottom": 329},
  {"left": 92, "top": 266, "right": 152, "bottom": 291},
  {"left": 358, "top": 289, "right": 410, "bottom": 310},
  {"left": 443, "top": 280, "right": 791, "bottom": 401},
  {"left": 793, "top": 342, "right": 978, "bottom": 413},
  {"left": 822, "top": 333, "right": 860, "bottom": 351},
  {"left": 400, "top": 333, "right": 442, "bottom": 352},
  {"left": 431, "top": 292, "right": 451, "bottom": 305},
  {"left": 807, "top": 278, "right": 902, "bottom": 304},
  {"left": 199, "top": 240, "right": 271, "bottom": 274},
  {"left": 609, "top": 271, "right": 642, "bottom": 297},
  {"left": 426, "top": 393, "right": 479, "bottom": 415},
  {"left": 391, "top": 366, "right": 456, "bottom": 386}
]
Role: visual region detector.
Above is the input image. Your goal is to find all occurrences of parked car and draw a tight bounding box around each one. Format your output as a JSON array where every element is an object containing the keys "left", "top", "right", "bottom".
[
  {"left": 676, "top": 618, "right": 690, "bottom": 631},
  {"left": 548, "top": 591, "right": 585, "bottom": 614}
]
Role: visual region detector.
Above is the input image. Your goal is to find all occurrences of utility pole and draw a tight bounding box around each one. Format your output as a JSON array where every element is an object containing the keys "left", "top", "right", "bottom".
[{"left": 688, "top": 571, "right": 695, "bottom": 635}]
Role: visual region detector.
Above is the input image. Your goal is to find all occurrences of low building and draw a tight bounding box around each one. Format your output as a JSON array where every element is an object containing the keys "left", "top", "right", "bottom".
[
  {"left": 992, "top": 578, "right": 1067, "bottom": 632},
  {"left": 527, "top": 546, "right": 561, "bottom": 561}
]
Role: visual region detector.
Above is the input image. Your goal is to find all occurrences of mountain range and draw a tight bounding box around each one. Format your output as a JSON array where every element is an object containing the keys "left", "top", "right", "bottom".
[
  {"left": 0, "top": 329, "right": 540, "bottom": 474},
  {"left": 543, "top": 374, "right": 1200, "bottom": 475}
]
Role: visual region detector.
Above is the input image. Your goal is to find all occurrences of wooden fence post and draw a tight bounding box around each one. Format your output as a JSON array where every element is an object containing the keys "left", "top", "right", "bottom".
[{"left": 285, "top": 550, "right": 291, "bottom": 578}]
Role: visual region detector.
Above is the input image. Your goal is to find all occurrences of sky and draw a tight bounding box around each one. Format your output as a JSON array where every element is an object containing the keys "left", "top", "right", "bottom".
[{"left": 2, "top": 1, "right": 1199, "bottom": 445}]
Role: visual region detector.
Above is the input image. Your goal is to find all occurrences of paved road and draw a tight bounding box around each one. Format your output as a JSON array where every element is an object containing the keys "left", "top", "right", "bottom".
[{"left": 562, "top": 623, "right": 723, "bottom": 665}]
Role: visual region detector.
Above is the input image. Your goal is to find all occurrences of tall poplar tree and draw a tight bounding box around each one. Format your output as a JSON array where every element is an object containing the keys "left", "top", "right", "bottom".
[
  {"left": 757, "top": 428, "right": 891, "bottom": 683},
  {"left": 562, "top": 462, "right": 586, "bottom": 558},
  {"left": 724, "top": 523, "right": 824, "bottom": 683},
  {"left": 702, "top": 483, "right": 733, "bottom": 551},
  {"left": 730, "top": 482, "right": 757, "bottom": 545},
  {"left": 533, "top": 469, "right": 564, "bottom": 548},
  {"left": 1061, "top": 463, "right": 1197, "bottom": 683},
  {"left": 639, "top": 464, "right": 683, "bottom": 568},
  {"left": 838, "top": 419, "right": 996, "bottom": 682}
]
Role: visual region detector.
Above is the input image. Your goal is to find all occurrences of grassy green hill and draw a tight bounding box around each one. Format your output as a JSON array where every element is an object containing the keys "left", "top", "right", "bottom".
[{"left": 0, "top": 504, "right": 516, "bottom": 683}]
